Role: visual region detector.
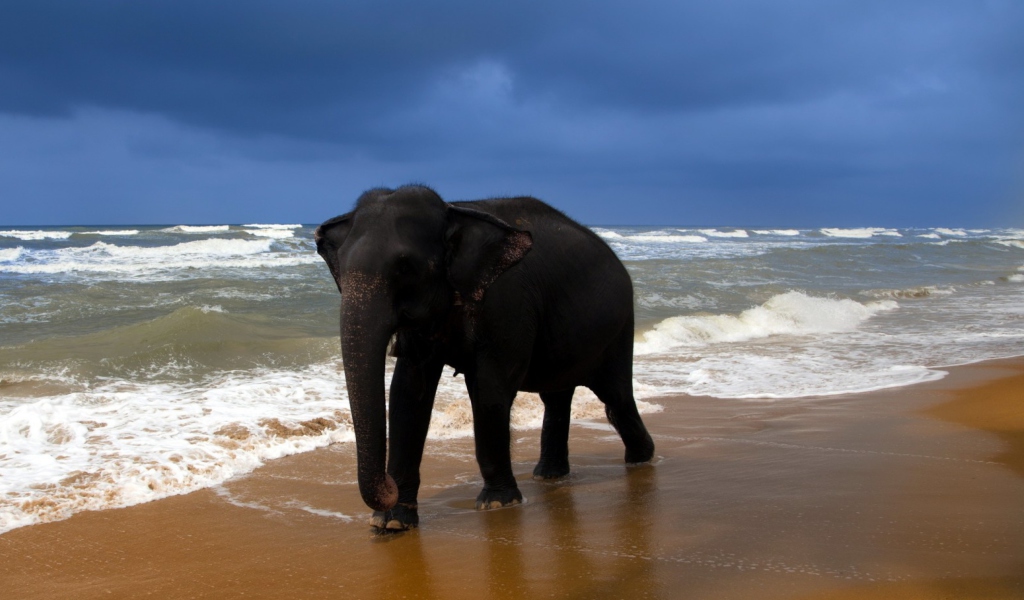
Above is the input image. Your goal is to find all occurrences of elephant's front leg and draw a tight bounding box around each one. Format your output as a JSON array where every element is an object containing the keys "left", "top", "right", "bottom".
[
  {"left": 371, "top": 353, "right": 443, "bottom": 531},
  {"left": 466, "top": 371, "right": 523, "bottom": 509}
]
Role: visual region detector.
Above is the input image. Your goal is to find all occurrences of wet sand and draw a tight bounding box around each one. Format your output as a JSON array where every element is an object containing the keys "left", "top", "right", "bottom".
[{"left": 2, "top": 358, "right": 1023, "bottom": 599}]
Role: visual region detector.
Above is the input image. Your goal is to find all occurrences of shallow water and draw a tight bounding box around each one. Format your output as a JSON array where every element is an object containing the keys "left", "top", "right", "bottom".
[{"left": 1, "top": 222, "right": 1022, "bottom": 532}]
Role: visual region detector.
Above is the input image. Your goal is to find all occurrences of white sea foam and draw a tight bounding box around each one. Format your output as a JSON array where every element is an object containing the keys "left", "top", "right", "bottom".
[
  {"left": 0, "top": 239, "right": 317, "bottom": 279},
  {"left": 917, "top": 233, "right": 941, "bottom": 239},
  {"left": 934, "top": 228, "right": 967, "bottom": 237},
  {"left": 77, "top": 230, "right": 140, "bottom": 236},
  {"left": 1008, "top": 274, "right": 1024, "bottom": 283},
  {"left": 243, "top": 224, "right": 303, "bottom": 229},
  {"left": 426, "top": 373, "right": 662, "bottom": 441},
  {"left": 163, "top": 225, "right": 231, "bottom": 234},
  {"left": 753, "top": 229, "right": 800, "bottom": 236},
  {"left": 865, "top": 286, "right": 955, "bottom": 300},
  {"left": 244, "top": 228, "right": 295, "bottom": 239},
  {"left": 0, "top": 363, "right": 354, "bottom": 534},
  {"left": 628, "top": 234, "right": 707, "bottom": 243},
  {"left": 0, "top": 360, "right": 662, "bottom": 534},
  {"left": 644, "top": 356, "right": 946, "bottom": 400},
  {"left": 0, "top": 230, "right": 73, "bottom": 241},
  {"left": 820, "top": 227, "right": 901, "bottom": 238},
  {"left": 697, "top": 229, "right": 749, "bottom": 238},
  {"left": 0, "top": 247, "right": 21, "bottom": 262},
  {"left": 631, "top": 281, "right": 1024, "bottom": 399},
  {"left": 595, "top": 229, "right": 706, "bottom": 243},
  {"left": 635, "top": 292, "right": 897, "bottom": 355}
]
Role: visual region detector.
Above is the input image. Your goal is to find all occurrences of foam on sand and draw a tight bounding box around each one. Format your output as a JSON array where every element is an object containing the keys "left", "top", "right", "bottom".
[
  {"left": 0, "top": 359, "right": 663, "bottom": 534},
  {"left": 0, "top": 363, "right": 355, "bottom": 534}
]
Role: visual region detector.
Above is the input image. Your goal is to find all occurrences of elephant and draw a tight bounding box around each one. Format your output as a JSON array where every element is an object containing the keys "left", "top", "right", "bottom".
[{"left": 314, "top": 185, "right": 655, "bottom": 531}]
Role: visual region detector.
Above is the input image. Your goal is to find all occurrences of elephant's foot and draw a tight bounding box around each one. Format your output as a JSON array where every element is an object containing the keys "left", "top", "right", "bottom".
[
  {"left": 624, "top": 435, "right": 656, "bottom": 464},
  {"left": 532, "top": 458, "right": 570, "bottom": 480},
  {"left": 475, "top": 486, "right": 523, "bottom": 510},
  {"left": 370, "top": 502, "right": 419, "bottom": 532}
]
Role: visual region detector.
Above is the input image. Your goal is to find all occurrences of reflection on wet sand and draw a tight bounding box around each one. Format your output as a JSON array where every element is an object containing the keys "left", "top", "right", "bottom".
[
  {"left": 482, "top": 507, "right": 528, "bottom": 598},
  {"left": 374, "top": 529, "right": 438, "bottom": 600}
]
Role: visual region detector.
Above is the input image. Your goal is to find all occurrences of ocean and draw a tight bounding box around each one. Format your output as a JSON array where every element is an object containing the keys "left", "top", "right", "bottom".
[{"left": 1, "top": 223, "right": 1022, "bottom": 534}]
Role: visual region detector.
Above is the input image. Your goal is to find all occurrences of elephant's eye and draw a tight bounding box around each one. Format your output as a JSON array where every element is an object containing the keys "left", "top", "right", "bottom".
[{"left": 394, "top": 255, "right": 418, "bottom": 278}]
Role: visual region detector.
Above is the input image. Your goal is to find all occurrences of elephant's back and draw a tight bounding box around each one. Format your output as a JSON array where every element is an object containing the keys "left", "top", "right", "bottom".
[
  {"left": 457, "top": 197, "right": 634, "bottom": 382},
  {"left": 452, "top": 196, "right": 628, "bottom": 284}
]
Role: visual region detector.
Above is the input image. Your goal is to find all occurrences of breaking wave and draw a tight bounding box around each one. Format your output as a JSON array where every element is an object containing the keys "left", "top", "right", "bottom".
[
  {"left": 635, "top": 291, "right": 897, "bottom": 355},
  {"left": 0, "top": 238, "right": 317, "bottom": 279},
  {"left": 162, "top": 225, "right": 231, "bottom": 234},
  {"left": 0, "top": 230, "right": 73, "bottom": 241},
  {"left": 820, "top": 227, "right": 901, "bottom": 238}
]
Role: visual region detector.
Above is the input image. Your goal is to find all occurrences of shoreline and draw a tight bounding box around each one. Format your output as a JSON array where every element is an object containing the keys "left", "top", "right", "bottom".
[{"left": 2, "top": 358, "right": 1023, "bottom": 599}]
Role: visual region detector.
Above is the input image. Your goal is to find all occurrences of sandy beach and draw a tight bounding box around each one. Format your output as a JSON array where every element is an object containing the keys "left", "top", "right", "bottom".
[{"left": 2, "top": 357, "right": 1022, "bottom": 599}]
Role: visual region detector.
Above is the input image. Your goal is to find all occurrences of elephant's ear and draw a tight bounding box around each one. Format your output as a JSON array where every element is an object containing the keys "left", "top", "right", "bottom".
[
  {"left": 315, "top": 212, "right": 354, "bottom": 291},
  {"left": 444, "top": 205, "right": 533, "bottom": 303}
]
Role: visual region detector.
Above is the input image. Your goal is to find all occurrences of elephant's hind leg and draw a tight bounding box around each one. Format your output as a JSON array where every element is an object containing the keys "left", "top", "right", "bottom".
[
  {"left": 533, "top": 388, "right": 574, "bottom": 479},
  {"left": 587, "top": 353, "right": 655, "bottom": 464}
]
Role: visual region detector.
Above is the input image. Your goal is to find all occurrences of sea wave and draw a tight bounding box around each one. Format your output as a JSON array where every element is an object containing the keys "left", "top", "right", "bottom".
[
  {"left": 0, "top": 247, "right": 22, "bottom": 262},
  {"left": 753, "top": 229, "right": 801, "bottom": 236},
  {"left": 0, "top": 363, "right": 354, "bottom": 534},
  {"left": 626, "top": 234, "right": 707, "bottom": 243},
  {"left": 698, "top": 228, "right": 749, "bottom": 238},
  {"left": 820, "top": 227, "right": 901, "bottom": 238},
  {"left": 864, "top": 286, "right": 955, "bottom": 300},
  {"left": 635, "top": 291, "right": 897, "bottom": 355},
  {"left": 594, "top": 229, "right": 707, "bottom": 243},
  {"left": 244, "top": 229, "right": 295, "bottom": 239},
  {"left": 162, "top": 225, "right": 231, "bottom": 234},
  {"left": 0, "top": 239, "right": 317, "bottom": 278},
  {"left": 75, "top": 230, "right": 141, "bottom": 236},
  {"left": 0, "top": 306, "right": 336, "bottom": 377},
  {"left": 0, "top": 230, "right": 73, "bottom": 241}
]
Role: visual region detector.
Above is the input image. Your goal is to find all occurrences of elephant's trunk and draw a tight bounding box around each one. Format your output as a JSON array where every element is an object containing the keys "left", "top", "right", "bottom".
[{"left": 340, "top": 273, "right": 398, "bottom": 512}]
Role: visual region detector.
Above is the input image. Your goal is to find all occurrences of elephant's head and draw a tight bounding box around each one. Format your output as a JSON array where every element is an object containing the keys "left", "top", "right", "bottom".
[{"left": 314, "top": 185, "right": 532, "bottom": 511}]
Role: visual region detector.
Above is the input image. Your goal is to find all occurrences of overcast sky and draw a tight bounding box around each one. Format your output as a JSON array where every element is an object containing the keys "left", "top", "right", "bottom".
[{"left": 1, "top": 1, "right": 1022, "bottom": 227}]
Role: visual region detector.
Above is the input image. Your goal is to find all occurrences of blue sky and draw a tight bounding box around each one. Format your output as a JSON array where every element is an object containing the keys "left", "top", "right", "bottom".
[{"left": 1, "top": 1, "right": 1022, "bottom": 227}]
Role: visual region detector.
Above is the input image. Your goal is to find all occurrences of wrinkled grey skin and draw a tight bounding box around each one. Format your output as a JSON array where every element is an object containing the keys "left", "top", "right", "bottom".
[{"left": 315, "top": 185, "right": 654, "bottom": 531}]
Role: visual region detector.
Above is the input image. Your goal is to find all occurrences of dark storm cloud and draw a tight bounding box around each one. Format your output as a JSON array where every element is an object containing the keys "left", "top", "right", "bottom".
[
  {"left": 0, "top": 0, "right": 1021, "bottom": 225},
  {"left": 3, "top": 1, "right": 1019, "bottom": 138}
]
